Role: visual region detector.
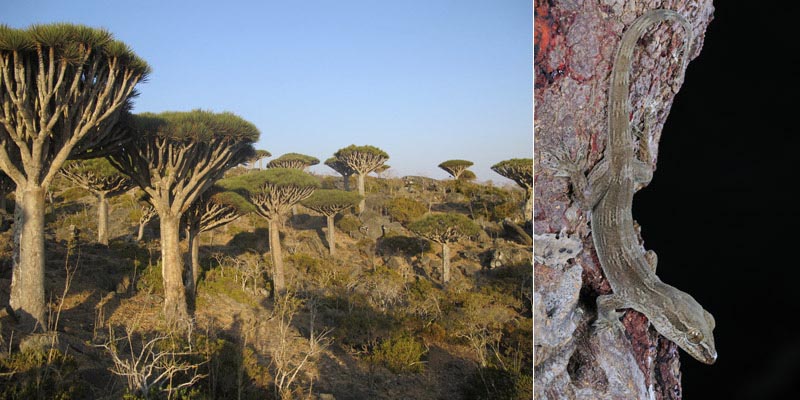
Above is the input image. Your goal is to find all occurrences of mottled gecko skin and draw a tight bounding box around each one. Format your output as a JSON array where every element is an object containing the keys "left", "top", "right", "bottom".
[{"left": 553, "top": 10, "right": 717, "bottom": 365}]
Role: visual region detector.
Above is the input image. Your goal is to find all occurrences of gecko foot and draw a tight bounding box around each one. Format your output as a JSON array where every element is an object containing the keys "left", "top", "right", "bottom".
[
  {"left": 593, "top": 294, "right": 627, "bottom": 333},
  {"left": 541, "top": 140, "right": 589, "bottom": 178}
]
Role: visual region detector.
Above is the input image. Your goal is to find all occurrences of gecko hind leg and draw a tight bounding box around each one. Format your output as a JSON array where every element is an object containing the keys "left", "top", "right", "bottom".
[{"left": 593, "top": 294, "right": 630, "bottom": 333}]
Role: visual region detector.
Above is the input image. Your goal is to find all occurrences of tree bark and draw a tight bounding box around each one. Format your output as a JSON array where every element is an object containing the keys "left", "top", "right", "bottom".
[
  {"left": 10, "top": 186, "right": 47, "bottom": 328},
  {"left": 534, "top": 2, "right": 714, "bottom": 399},
  {"left": 326, "top": 214, "right": 336, "bottom": 256},
  {"left": 356, "top": 173, "right": 366, "bottom": 212},
  {"left": 185, "top": 226, "right": 201, "bottom": 298},
  {"left": 342, "top": 174, "right": 351, "bottom": 191},
  {"left": 159, "top": 214, "right": 189, "bottom": 327},
  {"left": 137, "top": 220, "right": 147, "bottom": 242},
  {"left": 97, "top": 191, "right": 109, "bottom": 245},
  {"left": 269, "top": 219, "right": 286, "bottom": 296},
  {"left": 441, "top": 242, "right": 450, "bottom": 284}
]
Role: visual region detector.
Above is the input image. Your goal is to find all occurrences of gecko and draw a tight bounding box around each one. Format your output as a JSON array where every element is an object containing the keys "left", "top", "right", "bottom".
[{"left": 548, "top": 9, "right": 717, "bottom": 364}]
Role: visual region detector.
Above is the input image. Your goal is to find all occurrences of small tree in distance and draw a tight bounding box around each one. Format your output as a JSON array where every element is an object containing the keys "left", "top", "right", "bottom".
[
  {"left": 109, "top": 110, "right": 258, "bottom": 326},
  {"left": 458, "top": 170, "right": 476, "bottom": 182},
  {"left": 59, "top": 158, "right": 133, "bottom": 245},
  {"left": 438, "top": 159, "right": 474, "bottom": 180},
  {"left": 333, "top": 145, "right": 389, "bottom": 213},
  {"left": 409, "top": 213, "right": 480, "bottom": 284},
  {"left": 184, "top": 184, "right": 253, "bottom": 296},
  {"left": 301, "top": 189, "right": 361, "bottom": 256},
  {"left": 491, "top": 158, "right": 533, "bottom": 223},
  {"left": 221, "top": 168, "right": 319, "bottom": 296},
  {"left": 0, "top": 24, "right": 149, "bottom": 325},
  {"left": 325, "top": 157, "right": 355, "bottom": 191},
  {"left": 268, "top": 153, "right": 319, "bottom": 170},
  {"left": 249, "top": 149, "right": 272, "bottom": 169}
]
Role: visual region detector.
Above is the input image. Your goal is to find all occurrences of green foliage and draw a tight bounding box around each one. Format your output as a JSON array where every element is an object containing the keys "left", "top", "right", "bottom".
[
  {"left": 133, "top": 110, "right": 260, "bottom": 143},
  {"left": 459, "top": 184, "right": 520, "bottom": 221},
  {"left": 377, "top": 233, "right": 430, "bottom": 257},
  {"left": 408, "top": 213, "right": 481, "bottom": 243},
  {"left": 459, "top": 170, "right": 477, "bottom": 181},
  {"left": 334, "top": 144, "right": 389, "bottom": 160},
  {"left": 332, "top": 305, "right": 396, "bottom": 350},
  {"left": 267, "top": 152, "right": 320, "bottom": 168},
  {"left": 385, "top": 196, "right": 427, "bottom": 224},
  {"left": 205, "top": 182, "right": 256, "bottom": 214},
  {"left": 461, "top": 367, "right": 532, "bottom": 400},
  {"left": 439, "top": 159, "right": 473, "bottom": 169},
  {"left": 286, "top": 253, "right": 322, "bottom": 273},
  {"left": 200, "top": 268, "right": 260, "bottom": 307},
  {"left": 324, "top": 157, "right": 355, "bottom": 175},
  {"left": 0, "top": 23, "right": 150, "bottom": 75},
  {"left": 491, "top": 159, "right": 533, "bottom": 188},
  {"left": 136, "top": 262, "right": 164, "bottom": 295},
  {"left": 369, "top": 334, "right": 427, "bottom": 373},
  {"left": 220, "top": 168, "right": 320, "bottom": 193},
  {"left": 301, "top": 189, "right": 361, "bottom": 215},
  {"left": 0, "top": 348, "right": 87, "bottom": 399},
  {"left": 63, "top": 158, "right": 121, "bottom": 178},
  {"left": 334, "top": 214, "right": 361, "bottom": 235}
]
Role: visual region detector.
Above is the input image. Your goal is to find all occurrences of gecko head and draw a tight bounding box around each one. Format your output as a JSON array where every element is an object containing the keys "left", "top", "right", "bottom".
[{"left": 657, "top": 290, "right": 717, "bottom": 365}]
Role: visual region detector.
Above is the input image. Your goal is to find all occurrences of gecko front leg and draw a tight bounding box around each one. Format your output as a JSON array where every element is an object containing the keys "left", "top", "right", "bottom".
[
  {"left": 594, "top": 294, "right": 631, "bottom": 332},
  {"left": 544, "top": 143, "right": 610, "bottom": 211}
]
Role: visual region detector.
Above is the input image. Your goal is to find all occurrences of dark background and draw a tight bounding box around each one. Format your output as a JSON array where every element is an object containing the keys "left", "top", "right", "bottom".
[{"left": 631, "top": 2, "right": 800, "bottom": 398}]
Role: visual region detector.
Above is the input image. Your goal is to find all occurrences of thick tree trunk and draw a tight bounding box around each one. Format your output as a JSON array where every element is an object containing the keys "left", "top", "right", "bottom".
[
  {"left": 326, "top": 214, "right": 336, "bottom": 256},
  {"left": 269, "top": 219, "right": 286, "bottom": 296},
  {"left": 534, "top": 1, "right": 714, "bottom": 399},
  {"left": 10, "top": 186, "right": 47, "bottom": 328},
  {"left": 97, "top": 192, "right": 109, "bottom": 245},
  {"left": 343, "top": 174, "right": 351, "bottom": 191},
  {"left": 185, "top": 226, "right": 201, "bottom": 297},
  {"left": 356, "top": 173, "right": 366, "bottom": 212},
  {"left": 159, "top": 214, "right": 190, "bottom": 326},
  {"left": 441, "top": 242, "right": 450, "bottom": 284}
]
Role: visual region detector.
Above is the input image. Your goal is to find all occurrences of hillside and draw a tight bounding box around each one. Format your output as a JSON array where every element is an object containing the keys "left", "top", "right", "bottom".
[{"left": 0, "top": 172, "right": 532, "bottom": 399}]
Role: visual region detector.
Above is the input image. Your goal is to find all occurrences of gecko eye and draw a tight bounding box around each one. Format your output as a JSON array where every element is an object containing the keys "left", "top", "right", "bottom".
[{"left": 688, "top": 330, "right": 704, "bottom": 344}]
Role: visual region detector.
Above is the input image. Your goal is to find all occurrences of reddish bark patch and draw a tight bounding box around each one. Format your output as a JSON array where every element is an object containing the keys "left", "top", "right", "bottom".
[
  {"left": 622, "top": 311, "right": 656, "bottom": 382},
  {"left": 577, "top": 240, "right": 610, "bottom": 295},
  {"left": 655, "top": 339, "right": 682, "bottom": 400},
  {"left": 534, "top": 0, "right": 565, "bottom": 88}
]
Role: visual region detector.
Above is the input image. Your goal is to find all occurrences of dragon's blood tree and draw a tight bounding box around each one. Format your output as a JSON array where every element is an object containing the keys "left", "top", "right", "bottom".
[
  {"left": 267, "top": 152, "right": 319, "bottom": 170},
  {"left": 0, "top": 23, "right": 149, "bottom": 326},
  {"left": 333, "top": 145, "right": 388, "bottom": 212},
  {"left": 183, "top": 183, "right": 253, "bottom": 296},
  {"left": 301, "top": 189, "right": 361, "bottom": 256},
  {"left": 109, "top": 110, "right": 258, "bottom": 326},
  {"left": 325, "top": 157, "right": 355, "bottom": 191},
  {"left": 492, "top": 158, "right": 533, "bottom": 223},
  {"left": 59, "top": 158, "right": 133, "bottom": 245},
  {"left": 458, "top": 169, "right": 476, "bottom": 182},
  {"left": 222, "top": 168, "right": 318, "bottom": 296},
  {"left": 249, "top": 149, "right": 271, "bottom": 169},
  {"left": 438, "top": 159, "right": 474, "bottom": 180},
  {"left": 409, "top": 212, "right": 480, "bottom": 284}
]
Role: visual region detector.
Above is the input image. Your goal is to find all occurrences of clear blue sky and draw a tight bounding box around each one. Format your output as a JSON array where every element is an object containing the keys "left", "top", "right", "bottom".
[{"left": 3, "top": 0, "right": 532, "bottom": 183}]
